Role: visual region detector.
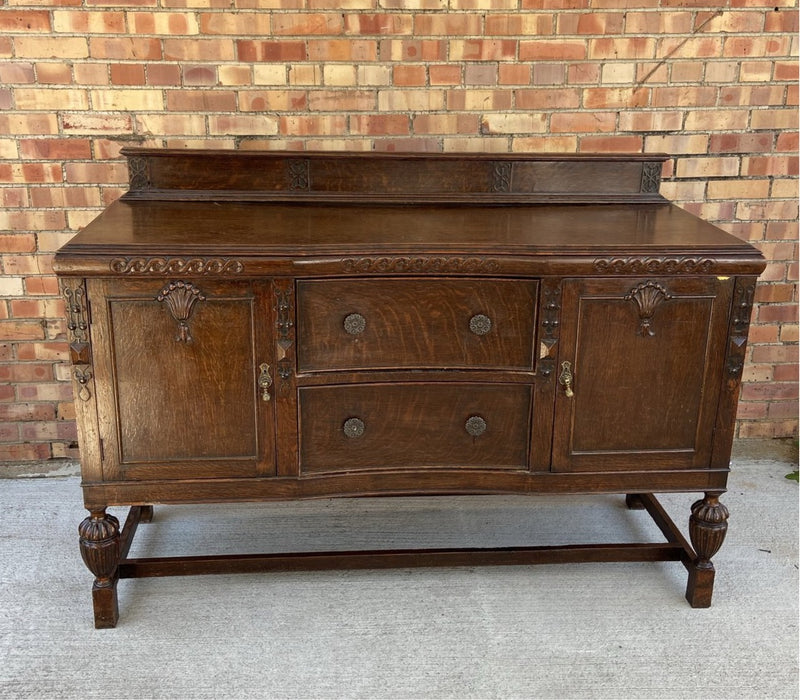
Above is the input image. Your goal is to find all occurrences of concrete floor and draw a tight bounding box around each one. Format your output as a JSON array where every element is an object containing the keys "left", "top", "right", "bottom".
[{"left": 0, "top": 441, "right": 797, "bottom": 699}]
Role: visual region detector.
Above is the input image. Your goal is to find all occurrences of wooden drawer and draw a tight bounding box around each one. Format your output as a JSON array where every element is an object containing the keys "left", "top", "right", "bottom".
[
  {"left": 299, "top": 382, "right": 532, "bottom": 474},
  {"left": 296, "top": 278, "right": 538, "bottom": 372}
]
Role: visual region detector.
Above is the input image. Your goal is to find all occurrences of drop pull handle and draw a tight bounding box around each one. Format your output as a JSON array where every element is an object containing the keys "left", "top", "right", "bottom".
[
  {"left": 558, "top": 361, "right": 575, "bottom": 398},
  {"left": 258, "top": 363, "right": 272, "bottom": 402}
]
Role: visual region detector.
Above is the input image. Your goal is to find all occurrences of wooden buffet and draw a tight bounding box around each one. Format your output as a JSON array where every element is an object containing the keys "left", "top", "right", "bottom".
[{"left": 54, "top": 150, "right": 765, "bottom": 628}]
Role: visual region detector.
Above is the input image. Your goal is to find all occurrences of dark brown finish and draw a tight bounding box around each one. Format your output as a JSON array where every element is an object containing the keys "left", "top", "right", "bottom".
[
  {"left": 296, "top": 278, "right": 538, "bottom": 372},
  {"left": 298, "top": 383, "right": 532, "bottom": 473},
  {"left": 54, "top": 151, "right": 765, "bottom": 627}
]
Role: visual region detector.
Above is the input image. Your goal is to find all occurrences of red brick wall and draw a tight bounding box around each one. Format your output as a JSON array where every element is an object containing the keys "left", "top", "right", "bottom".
[{"left": 0, "top": 1, "right": 797, "bottom": 466}]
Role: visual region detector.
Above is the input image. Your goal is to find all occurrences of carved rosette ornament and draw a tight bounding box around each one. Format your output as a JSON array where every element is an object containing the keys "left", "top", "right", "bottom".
[
  {"left": 594, "top": 257, "right": 714, "bottom": 275},
  {"left": 625, "top": 281, "right": 673, "bottom": 337},
  {"left": 110, "top": 257, "right": 244, "bottom": 275},
  {"left": 689, "top": 494, "right": 729, "bottom": 569},
  {"left": 157, "top": 281, "right": 206, "bottom": 343},
  {"left": 78, "top": 511, "right": 121, "bottom": 587},
  {"left": 342, "top": 257, "right": 501, "bottom": 274}
]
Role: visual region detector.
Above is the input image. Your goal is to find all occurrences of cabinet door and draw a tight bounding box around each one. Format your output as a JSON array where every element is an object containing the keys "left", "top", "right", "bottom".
[
  {"left": 90, "top": 279, "right": 275, "bottom": 480},
  {"left": 552, "top": 277, "right": 731, "bottom": 471}
]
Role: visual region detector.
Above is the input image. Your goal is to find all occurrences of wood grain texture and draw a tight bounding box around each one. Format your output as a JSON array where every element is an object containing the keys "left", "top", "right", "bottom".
[
  {"left": 296, "top": 278, "right": 537, "bottom": 372},
  {"left": 299, "top": 383, "right": 532, "bottom": 473}
]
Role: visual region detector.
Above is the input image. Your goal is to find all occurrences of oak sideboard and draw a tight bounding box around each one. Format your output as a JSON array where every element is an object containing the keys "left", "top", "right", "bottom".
[{"left": 54, "top": 150, "right": 765, "bottom": 628}]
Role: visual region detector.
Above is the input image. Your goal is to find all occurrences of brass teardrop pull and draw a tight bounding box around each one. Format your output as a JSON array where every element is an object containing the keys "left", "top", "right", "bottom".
[
  {"left": 558, "top": 361, "right": 575, "bottom": 398},
  {"left": 258, "top": 363, "right": 272, "bottom": 402}
]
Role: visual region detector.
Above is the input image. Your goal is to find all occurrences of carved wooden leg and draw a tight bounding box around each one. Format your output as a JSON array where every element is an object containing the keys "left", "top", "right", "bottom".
[
  {"left": 625, "top": 494, "right": 646, "bottom": 510},
  {"left": 685, "top": 493, "right": 729, "bottom": 608},
  {"left": 78, "top": 509, "right": 121, "bottom": 628}
]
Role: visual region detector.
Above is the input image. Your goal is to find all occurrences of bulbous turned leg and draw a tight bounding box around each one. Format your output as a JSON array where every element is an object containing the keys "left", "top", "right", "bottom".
[
  {"left": 78, "top": 509, "right": 121, "bottom": 628},
  {"left": 685, "top": 493, "right": 729, "bottom": 608}
]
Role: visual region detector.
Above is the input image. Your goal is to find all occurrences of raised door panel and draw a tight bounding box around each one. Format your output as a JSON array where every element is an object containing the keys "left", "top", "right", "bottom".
[
  {"left": 90, "top": 278, "right": 275, "bottom": 481},
  {"left": 552, "top": 277, "right": 731, "bottom": 471}
]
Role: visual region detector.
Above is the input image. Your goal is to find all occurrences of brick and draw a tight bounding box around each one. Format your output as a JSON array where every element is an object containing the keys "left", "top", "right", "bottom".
[
  {"left": 499, "top": 64, "right": 530, "bottom": 85},
  {"left": 567, "top": 63, "right": 600, "bottom": 84},
  {"left": 278, "top": 115, "right": 347, "bottom": 135},
  {"left": 91, "top": 89, "right": 164, "bottom": 110},
  {"left": 147, "top": 64, "right": 182, "bottom": 86},
  {"left": 394, "top": 64, "right": 427, "bottom": 86},
  {"left": 413, "top": 113, "right": 480, "bottom": 134},
  {"left": 237, "top": 40, "right": 307, "bottom": 62},
  {"left": 309, "top": 89, "right": 374, "bottom": 111},
  {"left": 380, "top": 0, "right": 445, "bottom": 8},
  {"left": 110, "top": 64, "right": 146, "bottom": 85},
  {"left": 344, "top": 14, "right": 413, "bottom": 34},
  {"left": 90, "top": 37, "right": 162, "bottom": 60},
  {"left": 35, "top": 63, "right": 73, "bottom": 84},
  {"left": 15, "top": 88, "right": 89, "bottom": 111},
  {"left": 707, "top": 179, "right": 771, "bottom": 200},
  {"left": 65, "top": 161, "right": 128, "bottom": 184},
  {"left": 0, "top": 62, "right": 35, "bottom": 84},
  {"left": 415, "top": 13, "right": 482, "bottom": 35},
  {"left": 429, "top": 64, "right": 462, "bottom": 85},
  {"left": 652, "top": 87, "right": 716, "bottom": 108},
  {"left": 512, "top": 135, "right": 579, "bottom": 152},
  {"left": 380, "top": 40, "right": 447, "bottom": 62},
  {"left": 486, "top": 13, "right": 552, "bottom": 35},
  {"left": 774, "top": 61, "right": 799, "bottom": 82},
  {"left": 620, "top": 111, "right": 683, "bottom": 132},
  {"left": 322, "top": 64, "right": 357, "bottom": 86},
  {"left": 624, "top": 11, "right": 692, "bottom": 34},
  {"left": 449, "top": 39, "right": 517, "bottom": 61},
  {"left": 253, "top": 65, "right": 288, "bottom": 85},
  {"left": 0, "top": 10, "right": 51, "bottom": 32},
  {"left": 167, "top": 91, "right": 233, "bottom": 112},
  {"left": 183, "top": 65, "right": 218, "bottom": 85},
  {"left": 200, "top": 12, "right": 272, "bottom": 34},
  {"left": 709, "top": 133, "right": 774, "bottom": 154},
  {"left": 378, "top": 89, "right": 444, "bottom": 111},
  {"left": 73, "top": 63, "right": 110, "bottom": 85},
  {"left": 589, "top": 37, "right": 655, "bottom": 60},
  {"left": 164, "top": 39, "right": 233, "bottom": 61},
  {"left": 656, "top": 36, "right": 723, "bottom": 60},
  {"left": 52, "top": 10, "right": 125, "bottom": 33},
  {"left": 308, "top": 39, "right": 377, "bottom": 61},
  {"left": 61, "top": 112, "right": 133, "bottom": 134},
  {"left": 519, "top": 40, "right": 585, "bottom": 61},
  {"left": 752, "top": 109, "right": 798, "bottom": 131},
  {"left": 15, "top": 36, "right": 90, "bottom": 59},
  {"left": 19, "top": 138, "right": 91, "bottom": 160},
  {"left": 350, "top": 114, "right": 409, "bottom": 135},
  {"left": 684, "top": 110, "right": 749, "bottom": 132},
  {"left": 0, "top": 444, "right": 51, "bottom": 461},
  {"left": 579, "top": 135, "right": 644, "bottom": 153},
  {"left": 208, "top": 115, "right": 279, "bottom": 135},
  {"left": 705, "top": 62, "right": 740, "bottom": 84},
  {"left": 742, "top": 156, "right": 799, "bottom": 177},
  {"left": 480, "top": 113, "right": 547, "bottom": 135},
  {"left": 675, "top": 157, "right": 740, "bottom": 179},
  {"left": 272, "top": 13, "right": 343, "bottom": 35},
  {"left": 0, "top": 401, "right": 55, "bottom": 422},
  {"left": 0, "top": 235, "right": 36, "bottom": 254},
  {"left": 670, "top": 61, "right": 704, "bottom": 84},
  {"left": 447, "top": 89, "right": 512, "bottom": 111},
  {"left": 583, "top": 87, "right": 649, "bottom": 109},
  {"left": 220, "top": 65, "right": 254, "bottom": 86},
  {"left": 357, "top": 65, "right": 391, "bottom": 86},
  {"left": 516, "top": 88, "right": 580, "bottom": 110},
  {"left": 550, "top": 111, "right": 617, "bottom": 133}
]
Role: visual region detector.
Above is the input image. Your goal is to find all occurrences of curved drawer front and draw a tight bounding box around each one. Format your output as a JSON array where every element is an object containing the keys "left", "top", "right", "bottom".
[
  {"left": 296, "top": 278, "right": 538, "bottom": 372},
  {"left": 299, "top": 383, "right": 532, "bottom": 474}
]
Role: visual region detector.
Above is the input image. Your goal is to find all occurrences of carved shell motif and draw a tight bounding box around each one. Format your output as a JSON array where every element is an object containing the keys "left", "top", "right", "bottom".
[
  {"left": 157, "top": 281, "right": 206, "bottom": 343},
  {"left": 624, "top": 281, "right": 673, "bottom": 337}
]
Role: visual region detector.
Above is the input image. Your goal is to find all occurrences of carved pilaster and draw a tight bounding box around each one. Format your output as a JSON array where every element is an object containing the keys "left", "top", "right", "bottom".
[
  {"left": 61, "top": 278, "right": 94, "bottom": 400},
  {"left": 538, "top": 282, "right": 561, "bottom": 379},
  {"left": 287, "top": 159, "right": 310, "bottom": 190},
  {"left": 491, "top": 162, "right": 512, "bottom": 192},
  {"left": 640, "top": 161, "right": 662, "bottom": 193},
  {"left": 726, "top": 280, "right": 755, "bottom": 379},
  {"left": 275, "top": 281, "right": 294, "bottom": 394},
  {"left": 79, "top": 509, "right": 121, "bottom": 628}
]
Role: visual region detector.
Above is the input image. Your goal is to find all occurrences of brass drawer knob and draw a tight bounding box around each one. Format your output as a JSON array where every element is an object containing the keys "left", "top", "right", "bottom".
[
  {"left": 343, "top": 417, "right": 365, "bottom": 438},
  {"left": 469, "top": 314, "right": 492, "bottom": 336},
  {"left": 465, "top": 415, "right": 487, "bottom": 437},
  {"left": 343, "top": 313, "right": 366, "bottom": 335}
]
